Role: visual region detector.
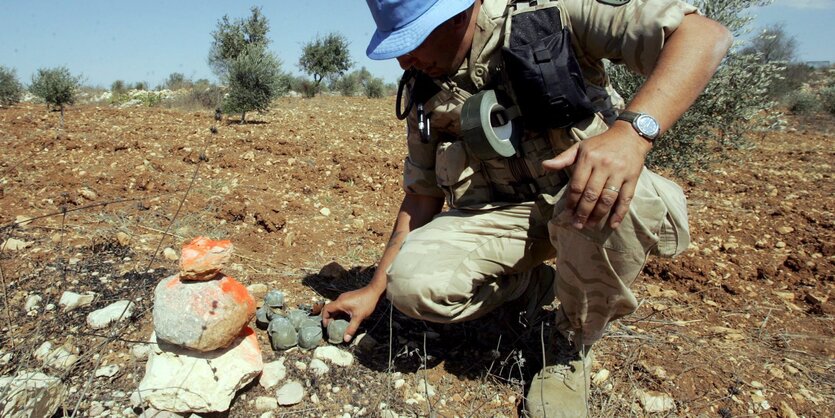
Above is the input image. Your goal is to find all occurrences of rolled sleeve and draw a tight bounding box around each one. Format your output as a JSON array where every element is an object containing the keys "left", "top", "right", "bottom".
[{"left": 564, "top": 0, "right": 698, "bottom": 75}]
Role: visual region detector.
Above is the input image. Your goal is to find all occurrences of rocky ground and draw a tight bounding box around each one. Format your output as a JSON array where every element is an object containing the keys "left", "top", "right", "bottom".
[{"left": 0, "top": 97, "right": 832, "bottom": 417}]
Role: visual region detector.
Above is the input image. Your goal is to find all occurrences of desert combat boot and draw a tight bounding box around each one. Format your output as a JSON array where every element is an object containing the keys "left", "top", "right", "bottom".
[{"left": 525, "top": 337, "right": 593, "bottom": 418}]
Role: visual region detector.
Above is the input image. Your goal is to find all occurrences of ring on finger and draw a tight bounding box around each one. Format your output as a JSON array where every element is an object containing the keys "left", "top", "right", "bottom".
[{"left": 603, "top": 185, "right": 620, "bottom": 193}]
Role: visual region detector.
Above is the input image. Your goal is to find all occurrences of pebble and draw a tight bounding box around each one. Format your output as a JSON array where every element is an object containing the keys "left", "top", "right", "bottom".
[
  {"left": 394, "top": 379, "right": 405, "bottom": 389},
  {"left": 779, "top": 401, "right": 799, "bottom": 418},
  {"left": 95, "top": 364, "right": 120, "bottom": 378},
  {"left": 131, "top": 344, "right": 151, "bottom": 361},
  {"left": 247, "top": 284, "right": 269, "bottom": 301},
  {"left": 309, "top": 358, "right": 330, "bottom": 376},
  {"left": 276, "top": 381, "right": 304, "bottom": 405},
  {"left": 592, "top": 369, "right": 610, "bottom": 386},
  {"left": 86, "top": 300, "right": 135, "bottom": 329},
  {"left": 776, "top": 226, "right": 794, "bottom": 235},
  {"left": 116, "top": 232, "right": 131, "bottom": 246},
  {"left": 25, "top": 294, "right": 42, "bottom": 312},
  {"left": 2, "top": 238, "right": 31, "bottom": 251},
  {"left": 255, "top": 396, "right": 278, "bottom": 411},
  {"left": 88, "top": 401, "right": 105, "bottom": 417},
  {"left": 162, "top": 247, "right": 178, "bottom": 261},
  {"left": 320, "top": 207, "right": 332, "bottom": 216},
  {"left": 59, "top": 291, "right": 96, "bottom": 312},
  {"left": 637, "top": 389, "right": 675, "bottom": 413},
  {"left": 79, "top": 187, "right": 98, "bottom": 200},
  {"left": 259, "top": 358, "right": 287, "bottom": 389},
  {"left": 775, "top": 241, "right": 787, "bottom": 248},
  {"left": 15, "top": 215, "right": 34, "bottom": 227},
  {"left": 313, "top": 346, "right": 354, "bottom": 367},
  {"left": 415, "top": 379, "right": 436, "bottom": 397}
]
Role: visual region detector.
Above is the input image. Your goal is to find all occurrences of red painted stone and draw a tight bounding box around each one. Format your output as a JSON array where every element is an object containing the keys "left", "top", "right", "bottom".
[{"left": 179, "top": 237, "right": 233, "bottom": 281}]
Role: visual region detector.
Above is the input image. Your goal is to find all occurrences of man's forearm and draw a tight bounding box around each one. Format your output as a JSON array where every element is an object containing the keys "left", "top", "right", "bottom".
[
  {"left": 621, "top": 14, "right": 733, "bottom": 137},
  {"left": 366, "top": 193, "right": 445, "bottom": 295}
]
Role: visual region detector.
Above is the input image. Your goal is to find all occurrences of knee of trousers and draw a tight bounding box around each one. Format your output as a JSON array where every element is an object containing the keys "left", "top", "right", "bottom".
[{"left": 385, "top": 257, "right": 468, "bottom": 323}]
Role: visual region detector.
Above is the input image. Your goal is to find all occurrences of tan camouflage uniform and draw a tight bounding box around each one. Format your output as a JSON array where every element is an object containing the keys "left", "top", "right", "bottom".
[{"left": 387, "top": 0, "right": 696, "bottom": 345}]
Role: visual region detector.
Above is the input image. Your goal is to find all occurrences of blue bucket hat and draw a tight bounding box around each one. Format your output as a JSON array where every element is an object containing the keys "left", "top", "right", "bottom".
[{"left": 365, "top": 0, "right": 475, "bottom": 60}]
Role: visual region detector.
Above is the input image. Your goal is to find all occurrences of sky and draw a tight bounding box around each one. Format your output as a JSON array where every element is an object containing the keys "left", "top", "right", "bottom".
[{"left": 0, "top": 0, "right": 832, "bottom": 88}]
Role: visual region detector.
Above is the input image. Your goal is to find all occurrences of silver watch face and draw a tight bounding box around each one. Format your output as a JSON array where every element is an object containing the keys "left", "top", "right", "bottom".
[{"left": 635, "top": 114, "right": 660, "bottom": 138}]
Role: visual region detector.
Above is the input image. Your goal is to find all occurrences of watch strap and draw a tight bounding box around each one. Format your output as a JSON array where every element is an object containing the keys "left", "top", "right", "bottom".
[{"left": 616, "top": 110, "right": 659, "bottom": 142}]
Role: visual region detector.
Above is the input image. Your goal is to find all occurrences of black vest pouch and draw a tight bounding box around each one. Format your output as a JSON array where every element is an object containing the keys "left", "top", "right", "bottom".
[{"left": 502, "top": 2, "right": 595, "bottom": 130}]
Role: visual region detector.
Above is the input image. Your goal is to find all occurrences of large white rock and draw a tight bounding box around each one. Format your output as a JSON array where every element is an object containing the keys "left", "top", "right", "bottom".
[
  {"left": 137, "top": 329, "right": 263, "bottom": 413},
  {"left": 87, "top": 300, "right": 135, "bottom": 329},
  {"left": 153, "top": 274, "right": 255, "bottom": 352},
  {"left": 0, "top": 371, "right": 67, "bottom": 418},
  {"left": 313, "top": 346, "right": 354, "bottom": 367}
]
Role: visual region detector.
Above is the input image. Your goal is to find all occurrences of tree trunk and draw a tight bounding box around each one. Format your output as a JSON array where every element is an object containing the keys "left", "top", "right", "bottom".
[
  {"left": 240, "top": 111, "right": 246, "bottom": 124},
  {"left": 60, "top": 105, "right": 65, "bottom": 129}
]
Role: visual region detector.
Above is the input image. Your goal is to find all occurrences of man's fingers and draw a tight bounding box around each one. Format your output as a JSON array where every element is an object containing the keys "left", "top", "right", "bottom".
[
  {"left": 565, "top": 157, "right": 592, "bottom": 214},
  {"left": 608, "top": 180, "right": 637, "bottom": 229},
  {"left": 587, "top": 179, "right": 623, "bottom": 227},
  {"left": 343, "top": 316, "right": 363, "bottom": 343},
  {"left": 320, "top": 302, "right": 340, "bottom": 326},
  {"left": 572, "top": 169, "right": 606, "bottom": 229},
  {"left": 542, "top": 143, "right": 579, "bottom": 172}
]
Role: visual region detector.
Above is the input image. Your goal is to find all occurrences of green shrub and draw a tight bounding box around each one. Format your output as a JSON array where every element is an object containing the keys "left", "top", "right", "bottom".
[
  {"left": 784, "top": 90, "right": 820, "bottom": 114},
  {"left": 364, "top": 77, "right": 385, "bottom": 98},
  {"left": 111, "top": 80, "right": 127, "bottom": 95},
  {"left": 164, "top": 72, "right": 193, "bottom": 90},
  {"left": 335, "top": 73, "right": 361, "bottom": 96},
  {"left": 133, "top": 81, "right": 148, "bottom": 90},
  {"left": 0, "top": 66, "right": 23, "bottom": 106},
  {"left": 821, "top": 86, "right": 835, "bottom": 116},
  {"left": 190, "top": 84, "right": 225, "bottom": 109}
]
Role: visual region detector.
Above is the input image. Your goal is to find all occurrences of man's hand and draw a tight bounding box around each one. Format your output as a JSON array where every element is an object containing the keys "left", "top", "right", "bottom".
[
  {"left": 321, "top": 286, "right": 383, "bottom": 343},
  {"left": 543, "top": 123, "right": 651, "bottom": 230}
]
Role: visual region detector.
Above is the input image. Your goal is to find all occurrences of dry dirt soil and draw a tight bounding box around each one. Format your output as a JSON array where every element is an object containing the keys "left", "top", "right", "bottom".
[{"left": 0, "top": 97, "right": 832, "bottom": 417}]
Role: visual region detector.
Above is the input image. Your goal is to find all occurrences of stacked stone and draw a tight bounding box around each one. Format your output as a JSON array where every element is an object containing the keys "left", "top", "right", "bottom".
[{"left": 136, "top": 237, "right": 262, "bottom": 414}]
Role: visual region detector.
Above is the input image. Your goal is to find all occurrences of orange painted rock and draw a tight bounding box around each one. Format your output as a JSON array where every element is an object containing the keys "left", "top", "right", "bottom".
[
  {"left": 153, "top": 274, "right": 256, "bottom": 351},
  {"left": 179, "top": 237, "right": 233, "bottom": 281}
]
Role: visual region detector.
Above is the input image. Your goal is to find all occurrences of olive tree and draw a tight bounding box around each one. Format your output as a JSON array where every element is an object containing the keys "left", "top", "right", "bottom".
[
  {"left": 0, "top": 66, "right": 23, "bottom": 107},
  {"left": 222, "top": 45, "right": 287, "bottom": 123},
  {"left": 208, "top": 6, "right": 270, "bottom": 78},
  {"left": 29, "top": 66, "right": 82, "bottom": 128},
  {"left": 608, "top": 0, "right": 784, "bottom": 175},
  {"left": 209, "top": 6, "right": 286, "bottom": 122},
  {"left": 299, "top": 33, "right": 352, "bottom": 96}
]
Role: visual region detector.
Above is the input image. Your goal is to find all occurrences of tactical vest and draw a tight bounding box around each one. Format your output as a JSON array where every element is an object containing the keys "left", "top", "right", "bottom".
[{"left": 404, "top": 0, "right": 616, "bottom": 210}]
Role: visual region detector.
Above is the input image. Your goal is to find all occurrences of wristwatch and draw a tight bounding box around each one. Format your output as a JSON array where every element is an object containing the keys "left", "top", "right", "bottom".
[{"left": 616, "top": 111, "right": 660, "bottom": 142}]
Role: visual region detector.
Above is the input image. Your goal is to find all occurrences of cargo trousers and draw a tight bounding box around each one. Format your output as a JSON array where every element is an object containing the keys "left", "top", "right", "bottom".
[{"left": 386, "top": 168, "right": 689, "bottom": 346}]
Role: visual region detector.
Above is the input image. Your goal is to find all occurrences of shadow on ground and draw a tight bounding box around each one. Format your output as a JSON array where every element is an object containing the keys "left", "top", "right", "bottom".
[{"left": 302, "top": 265, "right": 559, "bottom": 386}]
